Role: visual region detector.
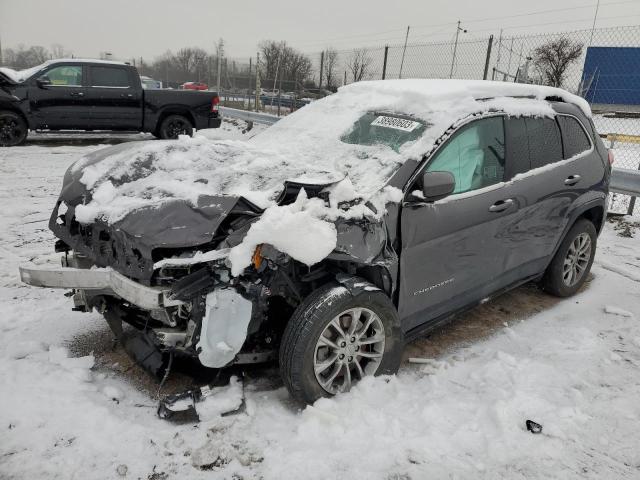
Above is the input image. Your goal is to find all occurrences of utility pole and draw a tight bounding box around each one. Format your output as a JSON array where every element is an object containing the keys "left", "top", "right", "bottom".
[
  {"left": 589, "top": 0, "right": 601, "bottom": 46},
  {"left": 398, "top": 26, "right": 410, "bottom": 79},
  {"left": 216, "top": 38, "right": 224, "bottom": 95},
  {"left": 449, "top": 20, "right": 467, "bottom": 79},
  {"left": 319, "top": 50, "right": 325, "bottom": 90},
  {"left": 0, "top": 34, "right": 3, "bottom": 66}
]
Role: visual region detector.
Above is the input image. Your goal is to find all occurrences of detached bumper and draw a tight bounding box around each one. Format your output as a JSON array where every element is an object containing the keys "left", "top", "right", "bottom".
[{"left": 19, "top": 256, "right": 179, "bottom": 311}]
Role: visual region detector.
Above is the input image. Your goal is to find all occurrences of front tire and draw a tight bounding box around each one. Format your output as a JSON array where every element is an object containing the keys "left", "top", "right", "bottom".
[
  {"left": 279, "top": 281, "right": 403, "bottom": 404},
  {"left": 158, "top": 114, "right": 193, "bottom": 139},
  {"left": 0, "top": 111, "right": 28, "bottom": 146},
  {"left": 540, "top": 218, "right": 597, "bottom": 297}
]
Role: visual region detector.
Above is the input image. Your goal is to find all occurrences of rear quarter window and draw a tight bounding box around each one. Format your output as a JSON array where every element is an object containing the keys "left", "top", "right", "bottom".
[
  {"left": 557, "top": 116, "right": 592, "bottom": 159},
  {"left": 525, "top": 117, "right": 563, "bottom": 169}
]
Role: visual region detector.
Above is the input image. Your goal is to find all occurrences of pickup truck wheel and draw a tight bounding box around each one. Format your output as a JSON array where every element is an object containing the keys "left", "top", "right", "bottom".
[
  {"left": 158, "top": 114, "right": 193, "bottom": 139},
  {"left": 279, "top": 282, "right": 403, "bottom": 405},
  {"left": 0, "top": 111, "right": 28, "bottom": 146},
  {"left": 540, "top": 218, "right": 597, "bottom": 297}
]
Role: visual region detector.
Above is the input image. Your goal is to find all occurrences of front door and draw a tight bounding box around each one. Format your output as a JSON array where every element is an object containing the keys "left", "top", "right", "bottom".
[
  {"left": 28, "top": 64, "right": 89, "bottom": 129},
  {"left": 398, "top": 115, "right": 520, "bottom": 332},
  {"left": 85, "top": 65, "right": 143, "bottom": 130}
]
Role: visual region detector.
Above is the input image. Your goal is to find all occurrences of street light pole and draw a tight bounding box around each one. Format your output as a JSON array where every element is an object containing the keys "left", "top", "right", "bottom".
[
  {"left": 449, "top": 20, "right": 467, "bottom": 79},
  {"left": 589, "top": 0, "right": 601, "bottom": 46}
]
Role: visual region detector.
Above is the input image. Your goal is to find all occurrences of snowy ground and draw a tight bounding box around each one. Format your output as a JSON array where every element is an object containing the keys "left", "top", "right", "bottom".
[{"left": 1, "top": 122, "right": 640, "bottom": 479}]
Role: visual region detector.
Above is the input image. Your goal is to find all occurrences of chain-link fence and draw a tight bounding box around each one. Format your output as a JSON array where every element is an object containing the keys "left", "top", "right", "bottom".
[{"left": 300, "top": 25, "right": 640, "bottom": 213}]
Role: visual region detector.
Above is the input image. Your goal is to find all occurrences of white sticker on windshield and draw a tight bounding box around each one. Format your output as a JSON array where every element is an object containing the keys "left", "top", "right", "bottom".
[{"left": 371, "top": 116, "right": 421, "bottom": 132}]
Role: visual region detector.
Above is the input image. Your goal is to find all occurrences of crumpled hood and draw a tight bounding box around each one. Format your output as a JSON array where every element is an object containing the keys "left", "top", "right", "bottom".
[
  {"left": 56, "top": 140, "right": 340, "bottom": 250},
  {"left": 66, "top": 137, "right": 345, "bottom": 227}
]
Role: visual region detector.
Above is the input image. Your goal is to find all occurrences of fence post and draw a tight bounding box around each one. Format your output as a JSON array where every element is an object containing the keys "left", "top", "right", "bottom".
[
  {"left": 255, "top": 53, "right": 260, "bottom": 112},
  {"left": 382, "top": 46, "right": 389, "bottom": 80},
  {"left": 319, "top": 51, "right": 324, "bottom": 90},
  {"left": 247, "top": 57, "right": 252, "bottom": 111},
  {"left": 483, "top": 35, "right": 494, "bottom": 80}
]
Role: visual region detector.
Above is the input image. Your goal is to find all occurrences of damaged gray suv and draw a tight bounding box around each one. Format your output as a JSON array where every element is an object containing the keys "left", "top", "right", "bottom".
[{"left": 20, "top": 80, "right": 611, "bottom": 405}]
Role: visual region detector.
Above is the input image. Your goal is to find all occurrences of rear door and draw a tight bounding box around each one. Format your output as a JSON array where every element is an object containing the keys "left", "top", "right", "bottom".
[
  {"left": 28, "top": 64, "right": 89, "bottom": 129},
  {"left": 398, "top": 115, "right": 521, "bottom": 331},
  {"left": 500, "top": 114, "right": 598, "bottom": 278},
  {"left": 85, "top": 65, "right": 142, "bottom": 130}
]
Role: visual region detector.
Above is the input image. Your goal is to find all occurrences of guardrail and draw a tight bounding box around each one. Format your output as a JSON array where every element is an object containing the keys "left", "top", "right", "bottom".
[
  {"left": 219, "top": 106, "right": 281, "bottom": 126},
  {"left": 611, "top": 168, "right": 640, "bottom": 196}
]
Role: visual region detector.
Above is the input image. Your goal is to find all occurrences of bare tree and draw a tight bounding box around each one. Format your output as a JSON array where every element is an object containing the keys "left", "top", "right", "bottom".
[
  {"left": 323, "top": 48, "right": 339, "bottom": 90},
  {"left": 259, "top": 40, "right": 313, "bottom": 88},
  {"left": 50, "top": 44, "right": 72, "bottom": 59},
  {"left": 347, "top": 48, "right": 373, "bottom": 83},
  {"left": 532, "top": 37, "right": 583, "bottom": 88},
  {"left": 3, "top": 44, "right": 50, "bottom": 69}
]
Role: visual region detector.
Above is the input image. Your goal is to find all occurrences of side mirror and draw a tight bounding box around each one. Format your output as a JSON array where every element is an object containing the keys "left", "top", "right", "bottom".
[
  {"left": 36, "top": 76, "right": 51, "bottom": 88},
  {"left": 421, "top": 171, "right": 455, "bottom": 202}
]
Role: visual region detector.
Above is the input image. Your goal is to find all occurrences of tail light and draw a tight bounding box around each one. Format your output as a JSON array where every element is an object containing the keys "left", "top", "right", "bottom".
[
  {"left": 608, "top": 149, "right": 615, "bottom": 166},
  {"left": 211, "top": 96, "right": 220, "bottom": 113}
]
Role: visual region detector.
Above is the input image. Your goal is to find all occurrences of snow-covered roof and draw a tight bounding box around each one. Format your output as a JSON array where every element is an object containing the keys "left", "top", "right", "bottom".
[
  {"left": 0, "top": 58, "right": 127, "bottom": 83},
  {"left": 72, "top": 79, "right": 592, "bottom": 227}
]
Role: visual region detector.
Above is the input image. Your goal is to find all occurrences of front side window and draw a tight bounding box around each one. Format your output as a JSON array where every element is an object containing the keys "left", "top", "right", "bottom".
[
  {"left": 425, "top": 116, "right": 505, "bottom": 195},
  {"left": 558, "top": 116, "right": 591, "bottom": 159},
  {"left": 44, "top": 66, "right": 83, "bottom": 86},
  {"left": 341, "top": 112, "right": 427, "bottom": 153},
  {"left": 90, "top": 66, "right": 130, "bottom": 87}
]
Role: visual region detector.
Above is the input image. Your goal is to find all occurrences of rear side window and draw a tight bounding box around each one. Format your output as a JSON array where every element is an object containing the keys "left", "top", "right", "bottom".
[
  {"left": 558, "top": 116, "right": 591, "bottom": 158},
  {"left": 90, "top": 66, "right": 131, "bottom": 87},
  {"left": 426, "top": 116, "right": 505, "bottom": 194},
  {"left": 526, "top": 118, "right": 563, "bottom": 169}
]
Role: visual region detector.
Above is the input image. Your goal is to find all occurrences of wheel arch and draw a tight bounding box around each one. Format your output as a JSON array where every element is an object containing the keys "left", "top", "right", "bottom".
[
  {"left": 155, "top": 107, "right": 196, "bottom": 133},
  {"left": 0, "top": 106, "right": 29, "bottom": 125},
  {"left": 548, "top": 199, "right": 605, "bottom": 266}
]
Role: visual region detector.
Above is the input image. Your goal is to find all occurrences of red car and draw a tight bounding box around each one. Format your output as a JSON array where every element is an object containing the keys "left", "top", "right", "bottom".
[{"left": 181, "top": 81, "right": 208, "bottom": 91}]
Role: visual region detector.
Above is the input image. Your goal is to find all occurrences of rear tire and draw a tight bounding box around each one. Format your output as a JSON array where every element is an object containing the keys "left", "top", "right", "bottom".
[
  {"left": 158, "top": 114, "right": 193, "bottom": 139},
  {"left": 279, "top": 281, "right": 403, "bottom": 405},
  {"left": 540, "top": 218, "right": 597, "bottom": 297},
  {"left": 0, "top": 111, "right": 28, "bottom": 146}
]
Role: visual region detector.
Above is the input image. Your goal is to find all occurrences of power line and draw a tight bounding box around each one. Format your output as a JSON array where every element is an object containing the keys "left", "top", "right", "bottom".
[
  {"left": 292, "top": 0, "right": 638, "bottom": 50},
  {"left": 412, "top": 0, "right": 638, "bottom": 29}
]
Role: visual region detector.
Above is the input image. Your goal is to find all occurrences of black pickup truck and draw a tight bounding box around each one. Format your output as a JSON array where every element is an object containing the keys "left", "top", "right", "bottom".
[{"left": 0, "top": 59, "right": 221, "bottom": 146}]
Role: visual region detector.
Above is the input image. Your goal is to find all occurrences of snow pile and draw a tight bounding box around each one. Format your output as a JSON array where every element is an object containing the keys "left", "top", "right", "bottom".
[{"left": 228, "top": 190, "right": 338, "bottom": 275}]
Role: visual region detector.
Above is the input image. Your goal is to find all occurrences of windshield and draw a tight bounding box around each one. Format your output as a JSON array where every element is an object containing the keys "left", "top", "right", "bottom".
[{"left": 341, "top": 112, "right": 427, "bottom": 153}]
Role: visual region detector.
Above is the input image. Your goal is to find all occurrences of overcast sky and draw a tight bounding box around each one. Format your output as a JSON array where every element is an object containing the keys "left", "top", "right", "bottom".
[{"left": 1, "top": 0, "right": 639, "bottom": 61}]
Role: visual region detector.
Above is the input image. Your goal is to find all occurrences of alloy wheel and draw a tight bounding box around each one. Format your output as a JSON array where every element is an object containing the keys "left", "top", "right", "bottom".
[
  {"left": 313, "top": 307, "right": 385, "bottom": 395},
  {"left": 562, "top": 232, "right": 591, "bottom": 287}
]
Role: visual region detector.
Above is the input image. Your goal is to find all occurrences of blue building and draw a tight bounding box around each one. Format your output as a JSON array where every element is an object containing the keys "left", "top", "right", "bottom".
[{"left": 581, "top": 47, "right": 640, "bottom": 109}]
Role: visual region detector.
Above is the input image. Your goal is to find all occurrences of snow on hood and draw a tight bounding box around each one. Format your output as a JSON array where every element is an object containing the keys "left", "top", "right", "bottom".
[{"left": 72, "top": 79, "right": 587, "bottom": 227}]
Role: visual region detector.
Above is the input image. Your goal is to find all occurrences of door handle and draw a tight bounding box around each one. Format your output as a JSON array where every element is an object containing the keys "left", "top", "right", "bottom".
[
  {"left": 488, "top": 198, "right": 514, "bottom": 212},
  {"left": 70, "top": 91, "right": 84, "bottom": 97},
  {"left": 564, "top": 174, "right": 581, "bottom": 186}
]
